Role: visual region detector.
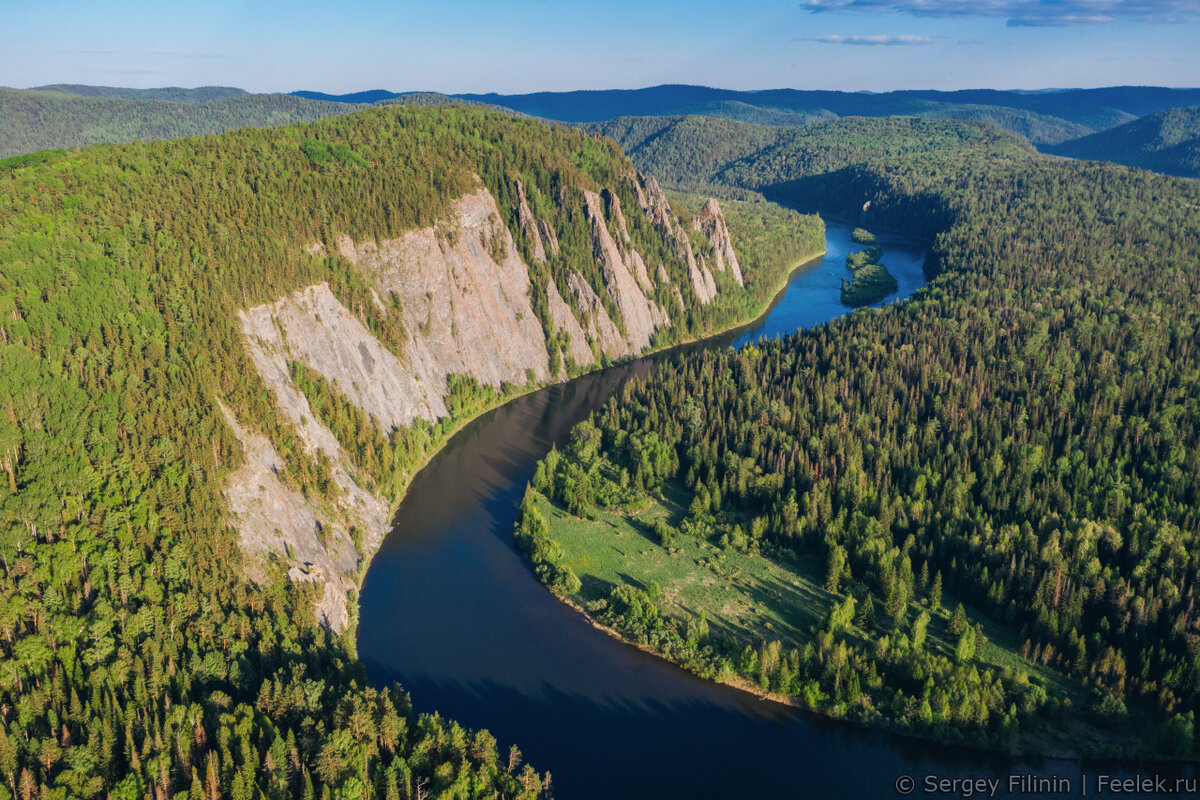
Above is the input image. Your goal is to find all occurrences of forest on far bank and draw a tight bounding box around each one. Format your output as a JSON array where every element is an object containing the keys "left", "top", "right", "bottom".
[{"left": 518, "top": 115, "right": 1200, "bottom": 758}]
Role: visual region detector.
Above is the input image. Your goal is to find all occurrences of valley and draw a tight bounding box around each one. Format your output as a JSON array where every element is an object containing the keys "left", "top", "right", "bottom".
[{"left": 2, "top": 43, "right": 1200, "bottom": 798}]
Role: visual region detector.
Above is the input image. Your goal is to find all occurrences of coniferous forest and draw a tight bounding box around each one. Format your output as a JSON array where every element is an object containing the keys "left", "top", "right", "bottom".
[
  {"left": 0, "top": 105, "right": 576, "bottom": 800},
  {"left": 4, "top": 69, "right": 1200, "bottom": 799},
  {"left": 0, "top": 103, "right": 834, "bottom": 800},
  {"left": 0, "top": 88, "right": 371, "bottom": 159},
  {"left": 519, "top": 116, "right": 1200, "bottom": 757}
]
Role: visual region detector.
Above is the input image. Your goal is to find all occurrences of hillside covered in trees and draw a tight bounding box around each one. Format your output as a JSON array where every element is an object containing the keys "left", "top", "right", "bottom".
[
  {"left": 0, "top": 104, "right": 825, "bottom": 798},
  {"left": 518, "top": 116, "right": 1200, "bottom": 757},
  {"left": 1047, "top": 106, "right": 1200, "bottom": 178},
  {"left": 0, "top": 88, "right": 369, "bottom": 158},
  {"left": 454, "top": 84, "right": 1200, "bottom": 145},
  {"left": 590, "top": 114, "right": 1035, "bottom": 204},
  {"left": 31, "top": 85, "right": 251, "bottom": 102}
]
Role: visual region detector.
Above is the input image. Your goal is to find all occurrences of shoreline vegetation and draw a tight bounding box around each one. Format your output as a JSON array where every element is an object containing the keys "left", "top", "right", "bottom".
[
  {"left": 511, "top": 116, "right": 1200, "bottom": 764},
  {"left": 516, "top": 488, "right": 1108, "bottom": 760}
]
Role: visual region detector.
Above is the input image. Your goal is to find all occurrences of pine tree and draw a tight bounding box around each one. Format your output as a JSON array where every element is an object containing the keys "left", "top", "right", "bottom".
[
  {"left": 949, "top": 603, "right": 967, "bottom": 636},
  {"left": 930, "top": 572, "right": 943, "bottom": 610}
]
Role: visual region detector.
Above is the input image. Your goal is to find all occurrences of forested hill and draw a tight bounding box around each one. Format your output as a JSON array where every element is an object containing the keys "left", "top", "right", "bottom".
[
  {"left": 588, "top": 115, "right": 787, "bottom": 195},
  {"left": 524, "top": 115, "right": 1200, "bottom": 755},
  {"left": 590, "top": 113, "right": 1035, "bottom": 209},
  {"left": 452, "top": 84, "right": 1200, "bottom": 145},
  {"left": 0, "top": 88, "right": 369, "bottom": 158},
  {"left": 0, "top": 104, "right": 823, "bottom": 798},
  {"left": 1046, "top": 106, "right": 1200, "bottom": 178},
  {"left": 31, "top": 84, "right": 249, "bottom": 102}
]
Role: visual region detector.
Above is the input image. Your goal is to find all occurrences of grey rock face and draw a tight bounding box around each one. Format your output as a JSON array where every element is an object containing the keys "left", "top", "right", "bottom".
[
  {"left": 228, "top": 182, "right": 743, "bottom": 628},
  {"left": 693, "top": 198, "right": 744, "bottom": 286},
  {"left": 634, "top": 173, "right": 717, "bottom": 304},
  {"left": 583, "top": 189, "right": 669, "bottom": 352}
]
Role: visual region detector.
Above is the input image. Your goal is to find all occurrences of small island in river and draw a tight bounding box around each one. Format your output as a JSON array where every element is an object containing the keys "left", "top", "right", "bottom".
[{"left": 841, "top": 235, "right": 898, "bottom": 306}]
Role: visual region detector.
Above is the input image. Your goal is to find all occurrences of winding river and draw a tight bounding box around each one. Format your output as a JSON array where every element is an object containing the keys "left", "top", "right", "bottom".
[{"left": 357, "top": 222, "right": 1183, "bottom": 799}]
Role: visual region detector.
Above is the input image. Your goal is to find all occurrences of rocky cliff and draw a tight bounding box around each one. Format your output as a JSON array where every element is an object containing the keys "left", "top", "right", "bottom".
[
  {"left": 634, "top": 174, "right": 718, "bottom": 303},
  {"left": 693, "top": 198, "right": 744, "bottom": 286},
  {"left": 224, "top": 176, "right": 748, "bottom": 630}
]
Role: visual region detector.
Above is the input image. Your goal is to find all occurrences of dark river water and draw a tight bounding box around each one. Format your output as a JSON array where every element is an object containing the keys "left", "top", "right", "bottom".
[{"left": 358, "top": 222, "right": 1188, "bottom": 799}]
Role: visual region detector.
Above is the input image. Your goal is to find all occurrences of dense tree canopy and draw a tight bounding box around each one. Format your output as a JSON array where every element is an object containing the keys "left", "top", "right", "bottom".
[
  {"left": 1, "top": 103, "right": 812, "bottom": 799},
  {"left": 521, "top": 116, "right": 1200, "bottom": 757},
  {"left": 1046, "top": 106, "right": 1200, "bottom": 179}
]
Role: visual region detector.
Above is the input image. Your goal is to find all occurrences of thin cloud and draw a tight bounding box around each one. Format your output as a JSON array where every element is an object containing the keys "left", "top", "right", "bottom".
[
  {"left": 96, "top": 69, "right": 170, "bottom": 76},
  {"left": 145, "top": 51, "right": 228, "bottom": 60},
  {"left": 58, "top": 49, "right": 226, "bottom": 60},
  {"left": 803, "top": 34, "right": 933, "bottom": 44},
  {"left": 801, "top": 0, "right": 1199, "bottom": 26}
]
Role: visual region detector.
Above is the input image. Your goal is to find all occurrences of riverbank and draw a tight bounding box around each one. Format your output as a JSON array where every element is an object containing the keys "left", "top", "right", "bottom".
[
  {"left": 522, "top": 488, "right": 1127, "bottom": 762},
  {"left": 358, "top": 217, "right": 1181, "bottom": 800},
  {"left": 509, "top": 219, "right": 1170, "bottom": 762},
  {"left": 343, "top": 226, "right": 828, "bottom": 648}
]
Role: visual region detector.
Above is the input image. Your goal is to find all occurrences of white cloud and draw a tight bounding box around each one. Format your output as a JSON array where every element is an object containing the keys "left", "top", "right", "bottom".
[
  {"left": 803, "top": 34, "right": 934, "bottom": 44},
  {"left": 801, "top": 0, "right": 1199, "bottom": 26}
]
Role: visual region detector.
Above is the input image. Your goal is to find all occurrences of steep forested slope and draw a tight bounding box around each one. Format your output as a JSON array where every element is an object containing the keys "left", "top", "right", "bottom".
[
  {"left": 590, "top": 114, "right": 1034, "bottom": 200},
  {"left": 1047, "top": 106, "right": 1200, "bottom": 178},
  {"left": 588, "top": 116, "right": 786, "bottom": 196},
  {"left": 522, "top": 116, "right": 1200, "bottom": 757},
  {"left": 0, "top": 105, "right": 820, "bottom": 798}
]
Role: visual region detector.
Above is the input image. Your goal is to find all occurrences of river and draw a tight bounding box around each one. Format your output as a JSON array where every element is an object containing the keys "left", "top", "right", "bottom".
[{"left": 357, "top": 221, "right": 1183, "bottom": 799}]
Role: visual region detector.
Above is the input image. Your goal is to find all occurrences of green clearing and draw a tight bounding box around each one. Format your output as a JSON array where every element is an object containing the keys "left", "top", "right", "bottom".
[
  {"left": 534, "top": 487, "right": 1080, "bottom": 704},
  {"left": 534, "top": 490, "right": 827, "bottom": 647},
  {"left": 527, "top": 486, "right": 1148, "bottom": 756}
]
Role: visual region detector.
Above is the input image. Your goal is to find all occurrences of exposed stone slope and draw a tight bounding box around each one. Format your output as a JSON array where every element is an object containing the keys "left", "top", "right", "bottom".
[
  {"left": 546, "top": 280, "right": 596, "bottom": 369},
  {"left": 242, "top": 283, "right": 444, "bottom": 429},
  {"left": 583, "top": 189, "right": 669, "bottom": 352},
  {"left": 227, "top": 181, "right": 746, "bottom": 628},
  {"left": 693, "top": 198, "right": 744, "bottom": 286},
  {"left": 221, "top": 406, "right": 387, "bottom": 630},
  {"left": 634, "top": 174, "right": 718, "bottom": 303},
  {"left": 340, "top": 187, "right": 552, "bottom": 400}
]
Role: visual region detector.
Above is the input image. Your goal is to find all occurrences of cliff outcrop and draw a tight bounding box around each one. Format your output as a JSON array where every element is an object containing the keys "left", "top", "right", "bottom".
[
  {"left": 582, "top": 189, "right": 669, "bottom": 352},
  {"left": 693, "top": 198, "right": 744, "bottom": 286},
  {"left": 634, "top": 174, "right": 718, "bottom": 303},
  {"left": 221, "top": 405, "right": 387, "bottom": 630},
  {"left": 225, "top": 179, "right": 748, "bottom": 630}
]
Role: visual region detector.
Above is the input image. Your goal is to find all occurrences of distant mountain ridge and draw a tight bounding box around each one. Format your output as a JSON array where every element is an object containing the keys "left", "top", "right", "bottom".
[
  {"left": 293, "top": 89, "right": 401, "bottom": 104},
  {"left": 1046, "top": 106, "right": 1200, "bottom": 178},
  {"left": 7, "top": 82, "right": 1200, "bottom": 177},
  {"left": 289, "top": 83, "right": 1200, "bottom": 146},
  {"left": 0, "top": 88, "right": 368, "bottom": 158},
  {"left": 32, "top": 84, "right": 249, "bottom": 102},
  {"left": 453, "top": 84, "right": 1200, "bottom": 124}
]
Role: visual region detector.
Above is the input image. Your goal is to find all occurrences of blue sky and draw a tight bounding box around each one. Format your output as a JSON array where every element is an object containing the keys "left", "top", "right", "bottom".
[{"left": 4, "top": 0, "right": 1199, "bottom": 93}]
